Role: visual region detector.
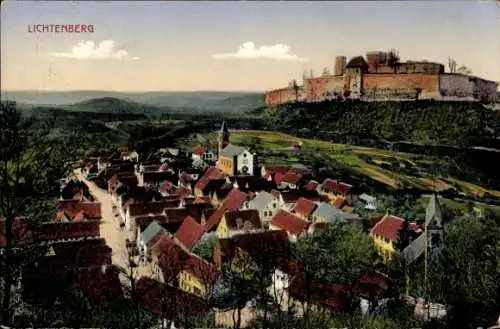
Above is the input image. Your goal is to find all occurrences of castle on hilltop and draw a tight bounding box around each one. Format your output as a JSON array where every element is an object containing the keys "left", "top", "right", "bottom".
[{"left": 265, "top": 50, "right": 498, "bottom": 107}]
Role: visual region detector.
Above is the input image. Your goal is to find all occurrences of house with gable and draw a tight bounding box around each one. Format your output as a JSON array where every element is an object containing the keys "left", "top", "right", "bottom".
[
  {"left": 358, "top": 193, "right": 377, "bottom": 211},
  {"left": 138, "top": 221, "right": 168, "bottom": 261},
  {"left": 174, "top": 216, "right": 206, "bottom": 252},
  {"left": 370, "top": 214, "right": 422, "bottom": 261},
  {"left": 276, "top": 171, "right": 304, "bottom": 190},
  {"left": 192, "top": 145, "right": 217, "bottom": 166},
  {"left": 312, "top": 202, "right": 359, "bottom": 224},
  {"left": 179, "top": 254, "right": 219, "bottom": 300},
  {"left": 318, "top": 178, "right": 353, "bottom": 202},
  {"left": 291, "top": 197, "right": 318, "bottom": 221},
  {"left": 194, "top": 166, "right": 226, "bottom": 198},
  {"left": 270, "top": 209, "right": 309, "bottom": 242},
  {"left": 204, "top": 188, "right": 248, "bottom": 233},
  {"left": 123, "top": 199, "right": 180, "bottom": 231},
  {"left": 243, "top": 191, "right": 279, "bottom": 225},
  {"left": 216, "top": 209, "right": 262, "bottom": 239},
  {"left": 218, "top": 144, "right": 254, "bottom": 177},
  {"left": 151, "top": 233, "right": 219, "bottom": 300}
]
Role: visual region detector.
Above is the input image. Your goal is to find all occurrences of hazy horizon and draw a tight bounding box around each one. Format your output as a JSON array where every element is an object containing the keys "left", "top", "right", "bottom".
[{"left": 2, "top": 1, "right": 499, "bottom": 92}]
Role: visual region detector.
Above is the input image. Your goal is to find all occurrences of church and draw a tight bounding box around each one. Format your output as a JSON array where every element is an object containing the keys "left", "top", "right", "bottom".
[{"left": 216, "top": 121, "right": 254, "bottom": 177}]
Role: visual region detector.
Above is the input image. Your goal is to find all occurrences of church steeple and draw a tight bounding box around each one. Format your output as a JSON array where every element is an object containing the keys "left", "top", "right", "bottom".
[{"left": 218, "top": 120, "right": 230, "bottom": 157}]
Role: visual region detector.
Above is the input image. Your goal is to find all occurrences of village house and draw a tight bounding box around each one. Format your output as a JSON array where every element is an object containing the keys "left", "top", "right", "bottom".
[
  {"left": 22, "top": 238, "right": 122, "bottom": 306},
  {"left": 359, "top": 193, "right": 377, "bottom": 211},
  {"left": 136, "top": 276, "right": 209, "bottom": 327},
  {"left": 312, "top": 201, "right": 359, "bottom": 224},
  {"left": 192, "top": 145, "right": 217, "bottom": 167},
  {"left": 276, "top": 170, "right": 304, "bottom": 190},
  {"left": 217, "top": 144, "right": 255, "bottom": 177},
  {"left": 174, "top": 216, "right": 206, "bottom": 251},
  {"left": 179, "top": 254, "right": 219, "bottom": 300},
  {"left": 58, "top": 199, "right": 102, "bottom": 221},
  {"left": 371, "top": 214, "right": 422, "bottom": 261},
  {"left": 204, "top": 188, "right": 248, "bottom": 233},
  {"left": 216, "top": 209, "right": 262, "bottom": 239},
  {"left": 291, "top": 197, "right": 318, "bottom": 221},
  {"left": 243, "top": 191, "right": 279, "bottom": 225},
  {"left": 318, "top": 178, "right": 353, "bottom": 202},
  {"left": 123, "top": 199, "right": 180, "bottom": 231},
  {"left": 138, "top": 220, "right": 168, "bottom": 261},
  {"left": 269, "top": 209, "right": 309, "bottom": 242},
  {"left": 194, "top": 166, "right": 226, "bottom": 198},
  {"left": 151, "top": 233, "right": 219, "bottom": 300}
]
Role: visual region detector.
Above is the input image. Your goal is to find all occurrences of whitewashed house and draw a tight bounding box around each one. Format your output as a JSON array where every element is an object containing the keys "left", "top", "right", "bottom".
[{"left": 243, "top": 191, "right": 279, "bottom": 225}]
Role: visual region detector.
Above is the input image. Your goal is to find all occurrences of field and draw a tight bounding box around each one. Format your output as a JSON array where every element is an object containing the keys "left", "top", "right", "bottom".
[{"left": 178, "top": 130, "right": 500, "bottom": 198}]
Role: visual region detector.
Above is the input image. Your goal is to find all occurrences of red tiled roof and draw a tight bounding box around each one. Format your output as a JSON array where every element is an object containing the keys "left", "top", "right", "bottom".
[
  {"left": 370, "top": 214, "right": 421, "bottom": 242},
  {"left": 274, "top": 172, "right": 287, "bottom": 185},
  {"left": 193, "top": 145, "right": 207, "bottom": 156},
  {"left": 281, "top": 171, "right": 303, "bottom": 185},
  {"left": 175, "top": 216, "right": 205, "bottom": 251},
  {"left": 135, "top": 215, "right": 169, "bottom": 228},
  {"left": 223, "top": 209, "right": 262, "bottom": 231},
  {"left": 322, "top": 178, "right": 338, "bottom": 191},
  {"left": 184, "top": 255, "right": 219, "bottom": 284},
  {"left": 354, "top": 271, "right": 392, "bottom": 302},
  {"left": 333, "top": 198, "right": 347, "bottom": 209},
  {"left": 58, "top": 200, "right": 102, "bottom": 219},
  {"left": 304, "top": 181, "right": 319, "bottom": 192},
  {"left": 321, "top": 179, "right": 352, "bottom": 195},
  {"left": 143, "top": 171, "right": 176, "bottom": 184},
  {"left": 292, "top": 198, "right": 317, "bottom": 217},
  {"left": 128, "top": 200, "right": 179, "bottom": 217},
  {"left": 270, "top": 210, "right": 309, "bottom": 236},
  {"left": 204, "top": 188, "right": 247, "bottom": 232}
]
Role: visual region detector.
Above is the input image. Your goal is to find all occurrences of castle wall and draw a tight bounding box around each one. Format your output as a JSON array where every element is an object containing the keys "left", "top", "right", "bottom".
[
  {"left": 265, "top": 87, "right": 298, "bottom": 107},
  {"left": 472, "top": 77, "right": 498, "bottom": 102},
  {"left": 362, "top": 74, "right": 440, "bottom": 100},
  {"left": 439, "top": 74, "right": 474, "bottom": 100},
  {"left": 305, "top": 75, "right": 344, "bottom": 102}
]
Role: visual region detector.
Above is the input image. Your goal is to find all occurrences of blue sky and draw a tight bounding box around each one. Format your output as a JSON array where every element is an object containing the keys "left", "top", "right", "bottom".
[{"left": 1, "top": 1, "right": 498, "bottom": 91}]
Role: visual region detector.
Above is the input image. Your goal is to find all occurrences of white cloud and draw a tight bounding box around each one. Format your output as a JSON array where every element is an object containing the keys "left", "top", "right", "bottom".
[
  {"left": 49, "top": 40, "right": 138, "bottom": 60},
  {"left": 213, "top": 42, "right": 307, "bottom": 62}
]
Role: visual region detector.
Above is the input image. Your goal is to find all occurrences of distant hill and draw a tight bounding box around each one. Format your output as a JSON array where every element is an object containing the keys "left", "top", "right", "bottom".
[
  {"left": 66, "top": 97, "right": 160, "bottom": 114},
  {"left": 1, "top": 90, "right": 266, "bottom": 113}
]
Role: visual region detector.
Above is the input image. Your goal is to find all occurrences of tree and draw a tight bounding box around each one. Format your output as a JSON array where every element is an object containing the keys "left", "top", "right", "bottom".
[
  {"left": 192, "top": 232, "right": 217, "bottom": 262},
  {"left": 387, "top": 49, "right": 400, "bottom": 74},
  {"left": 457, "top": 65, "right": 472, "bottom": 75},
  {"left": 292, "top": 222, "right": 377, "bottom": 324},
  {"left": 0, "top": 101, "right": 82, "bottom": 325},
  {"left": 427, "top": 210, "right": 500, "bottom": 328},
  {"left": 322, "top": 67, "right": 331, "bottom": 77}
]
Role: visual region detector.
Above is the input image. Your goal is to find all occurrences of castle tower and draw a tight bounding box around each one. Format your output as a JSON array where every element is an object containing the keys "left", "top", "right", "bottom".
[
  {"left": 218, "top": 120, "right": 230, "bottom": 157},
  {"left": 334, "top": 56, "right": 346, "bottom": 76}
]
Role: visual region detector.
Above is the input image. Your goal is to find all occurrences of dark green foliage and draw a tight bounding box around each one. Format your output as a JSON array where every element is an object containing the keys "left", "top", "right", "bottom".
[
  {"left": 265, "top": 100, "right": 499, "bottom": 148},
  {"left": 427, "top": 210, "right": 500, "bottom": 328},
  {"left": 192, "top": 233, "right": 217, "bottom": 262}
]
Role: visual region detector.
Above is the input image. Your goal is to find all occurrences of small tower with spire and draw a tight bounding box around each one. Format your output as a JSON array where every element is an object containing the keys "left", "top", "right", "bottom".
[
  {"left": 425, "top": 193, "right": 445, "bottom": 258},
  {"left": 218, "top": 121, "right": 230, "bottom": 158}
]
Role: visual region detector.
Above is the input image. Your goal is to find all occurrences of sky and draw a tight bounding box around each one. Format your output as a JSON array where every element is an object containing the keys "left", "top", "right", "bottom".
[{"left": 1, "top": 1, "right": 499, "bottom": 92}]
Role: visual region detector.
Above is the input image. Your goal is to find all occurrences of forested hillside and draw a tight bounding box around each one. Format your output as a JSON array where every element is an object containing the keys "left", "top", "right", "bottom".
[{"left": 264, "top": 100, "right": 500, "bottom": 149}]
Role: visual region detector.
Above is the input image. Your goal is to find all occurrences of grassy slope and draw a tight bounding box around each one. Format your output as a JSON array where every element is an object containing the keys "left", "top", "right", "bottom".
[{"left": 178, "top": 129, "right": 500, "bottom": 198}]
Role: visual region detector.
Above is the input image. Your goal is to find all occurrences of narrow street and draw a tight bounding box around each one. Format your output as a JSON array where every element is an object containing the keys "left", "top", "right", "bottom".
[{"left": 76, "top": 171, "right": 129, "bottom": 269}]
